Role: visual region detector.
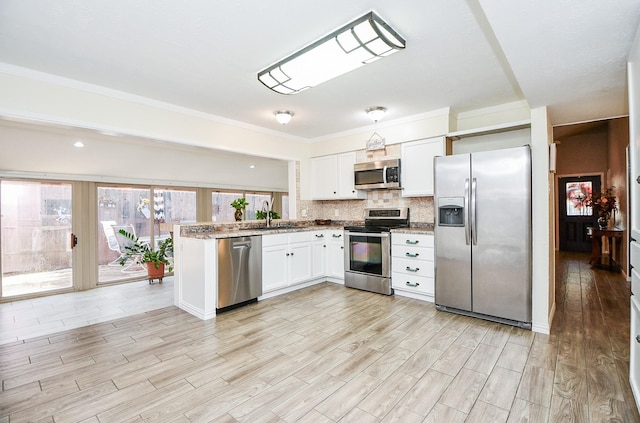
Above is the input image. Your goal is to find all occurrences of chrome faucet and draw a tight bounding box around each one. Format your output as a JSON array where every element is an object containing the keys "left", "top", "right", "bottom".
[{"left": 261, "top": 198, "right": 273, "bottom": 227}]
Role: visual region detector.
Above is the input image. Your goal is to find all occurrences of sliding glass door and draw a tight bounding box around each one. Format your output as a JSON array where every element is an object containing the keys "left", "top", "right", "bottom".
[
  {"left": 97, "top": 185, "right": 196, "bottom": 284},
  {"left": 1, "top": 180, "right": 73, "bottom": 297}
]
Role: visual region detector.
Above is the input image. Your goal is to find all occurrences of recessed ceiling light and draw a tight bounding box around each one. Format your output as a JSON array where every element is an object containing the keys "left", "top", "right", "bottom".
[
  {"left": 249, "top": 165, "right": 256, "bottom": 169},
  {"left": 74, "top": 141, "right": 85, "bottom": 148}
]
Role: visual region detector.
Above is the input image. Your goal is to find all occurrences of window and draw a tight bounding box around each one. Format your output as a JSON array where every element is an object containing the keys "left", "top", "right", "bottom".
[{"left": 565, "top": 181, "right": 592, "bottom": 216}]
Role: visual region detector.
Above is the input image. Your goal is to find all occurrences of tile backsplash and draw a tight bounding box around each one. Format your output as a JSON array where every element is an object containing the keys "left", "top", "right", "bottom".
[{"left": 298, "top": 144, "right": 435, "bottom": 223}]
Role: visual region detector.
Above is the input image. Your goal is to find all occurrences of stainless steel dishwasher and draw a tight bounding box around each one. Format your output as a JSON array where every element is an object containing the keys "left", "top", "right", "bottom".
[{"left": 217, "top": 236, "right": 262, "bottom": 310}]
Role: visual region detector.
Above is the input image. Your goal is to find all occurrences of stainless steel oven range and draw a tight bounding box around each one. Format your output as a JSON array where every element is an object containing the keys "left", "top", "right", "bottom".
[{"left": 344, "top": 208, "right": 409, "bottom": 295}]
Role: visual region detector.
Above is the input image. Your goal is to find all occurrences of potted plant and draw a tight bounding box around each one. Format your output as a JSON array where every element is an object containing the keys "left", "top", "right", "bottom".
[
  {"left": 231, "top": 197, "right": 249, "bottom": 221},
  {"left": 255, "top": 210, "right": 280, "bottom": 221},
  {"left": 117, "top": 229, "right": 173, "bottom": 283}
]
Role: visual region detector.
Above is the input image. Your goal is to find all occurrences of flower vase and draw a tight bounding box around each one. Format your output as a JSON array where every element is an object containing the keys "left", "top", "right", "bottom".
[
  {"left": 234, "top": 209, "right": 243, "bottom": 221},
  {"left": 597, "top": 215, "right": 608, "bottom": 230}
]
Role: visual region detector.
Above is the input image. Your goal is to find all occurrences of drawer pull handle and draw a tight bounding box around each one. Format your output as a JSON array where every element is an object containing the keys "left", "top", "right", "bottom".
[
  {"left": 332, "top": 234, "right": 342, "bottom": 238},
  {"left": 405, "top": 252, "right": 419, "bottom": 258},
  {"left": 406, "top": 267, "right": 420, "bottom": 272},
  {"left": 406, "top": 240, "right": 419, "bottom": 245},
  {"left": 406, "top": 281, "right": 420, "bottom": 287},
  {"left": 636, "top": 335, "right": 640, "bottom": 344},
  {"left": 315, "top": 234, "right": 324, "bottom": 238}
]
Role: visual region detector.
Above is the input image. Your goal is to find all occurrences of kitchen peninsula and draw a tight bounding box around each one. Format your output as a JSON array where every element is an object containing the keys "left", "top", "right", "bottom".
[{"left": 172, "top": 221, "right": 434, "bottom": 320}]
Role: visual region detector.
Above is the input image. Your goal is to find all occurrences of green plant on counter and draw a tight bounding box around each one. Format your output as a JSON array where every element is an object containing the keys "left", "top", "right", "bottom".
[
  {"left": 255, "top": 210, "right": 280, "bottom": 220},
  {"left": 117, "top": 229, "right": 174, "bottom": 271},
  {"left": 231, "top": 197, "right": 249, "bottom": 210}
]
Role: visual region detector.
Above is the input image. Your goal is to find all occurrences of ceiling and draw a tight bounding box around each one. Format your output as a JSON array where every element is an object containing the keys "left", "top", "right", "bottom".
[{"left": 0, "top": 0, "right": 638, "bottom": 141}]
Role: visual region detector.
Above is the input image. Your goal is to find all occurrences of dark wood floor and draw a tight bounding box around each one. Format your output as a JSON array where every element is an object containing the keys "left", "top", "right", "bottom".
[{"left": 0, "top": 251, "right": 638, "bottom": 422}]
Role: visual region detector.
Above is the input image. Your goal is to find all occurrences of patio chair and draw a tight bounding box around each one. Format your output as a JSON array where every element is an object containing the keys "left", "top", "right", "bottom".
[
  {"left": 112, "top": 224, "right": 146, "bottom": 273},
  {"left": 100, "top": 220, "right": 123, "bottom": 267}
]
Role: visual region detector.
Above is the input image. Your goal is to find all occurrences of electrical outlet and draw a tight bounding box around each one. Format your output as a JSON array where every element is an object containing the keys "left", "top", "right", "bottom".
[
  {"left": 301, "top": 209, "right": 308, "bottom": 217},
  {"left": 334, "top": 209, "right": 340, "bottom": 217}
]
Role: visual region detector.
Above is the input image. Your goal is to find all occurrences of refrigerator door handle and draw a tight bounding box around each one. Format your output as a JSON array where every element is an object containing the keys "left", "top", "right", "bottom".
[
  {"left": 382, "top": 166, "right": 388, "bottom": 184},
  {"left": 471, "top": 178, "right": 478, "bottom": 245},
  {"left": 464, "top": 178, "right": 470, "bottom": 245}
]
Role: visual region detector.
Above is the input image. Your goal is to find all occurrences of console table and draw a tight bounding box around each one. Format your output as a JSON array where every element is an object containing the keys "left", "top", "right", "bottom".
[{"left": 589, "top": 228, "right": 623, "bottom": 271}]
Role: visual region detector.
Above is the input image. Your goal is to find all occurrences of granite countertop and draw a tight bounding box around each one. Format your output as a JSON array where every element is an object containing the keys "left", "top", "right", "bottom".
[
  {"left": 179, "top": 220, "right": 434, "bottom": 239},
  {"left": 182, "top": 224, "right": 346, "bottom": 239}
]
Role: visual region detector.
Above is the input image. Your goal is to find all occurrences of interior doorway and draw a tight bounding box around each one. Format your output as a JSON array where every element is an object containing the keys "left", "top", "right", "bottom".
[{"left": 558, "top": 175, "right": 601, "bottom": 252}]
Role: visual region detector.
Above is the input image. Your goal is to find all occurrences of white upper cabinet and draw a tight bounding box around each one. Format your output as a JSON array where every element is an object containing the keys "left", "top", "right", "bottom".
[
  {"left": 310, "top": 152, "right": 366, "bottom": 200},
  {"left": 401, "top": 136, "right": 445, "bottom": 197}
]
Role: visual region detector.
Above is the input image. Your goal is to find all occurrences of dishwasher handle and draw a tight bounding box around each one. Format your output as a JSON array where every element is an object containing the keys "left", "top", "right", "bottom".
[{"left": 232, "top": 240, "right": 252, "bottom": 249}]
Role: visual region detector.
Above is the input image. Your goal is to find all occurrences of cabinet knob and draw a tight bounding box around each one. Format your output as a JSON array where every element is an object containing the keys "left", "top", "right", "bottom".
[
  {"left": 290, "top": 252, "right": 294, "bottom": 256},
  {"left": 406, "top": 240, "right": 419, "bottom": 245},
  {"left": 406, "top": 281, "right": 420, "bottom": 287},
  {"left": 405, "top": 252, "right": 419, "bottom": 258},
  {"left": 333, "top": 191, "right": 337, "bottom": 194},
  {"left": 341, "top": 246, "right": 344, "bottom": 249},
  {"left": 636, "top": 335, "right": 640, "bottom": 343},
  {"left": 323, "top": 245, "right": 326, "bottom": 248},
  {"left": 406, "top": 267, "right": 420, "bottom": 272},
  {"left": 333, "top": 234, "right": 342, "bottom": 238}
]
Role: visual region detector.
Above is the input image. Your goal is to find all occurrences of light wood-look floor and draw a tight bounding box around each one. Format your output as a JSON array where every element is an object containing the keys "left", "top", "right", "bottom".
[{"left": 0, "top": 252, "right": 638, "bottom": 422}]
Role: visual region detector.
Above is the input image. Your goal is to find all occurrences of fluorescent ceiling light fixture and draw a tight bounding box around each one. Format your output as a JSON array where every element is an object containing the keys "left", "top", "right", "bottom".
[
  {"left": 274, "top": 110, "right": 294, "bottom": 124},
  {"left": 366, "top": 106, "right": 387, "bottom": 122},
  {"left": 258, "top": 11, "right": 405, "bottom": 95}
]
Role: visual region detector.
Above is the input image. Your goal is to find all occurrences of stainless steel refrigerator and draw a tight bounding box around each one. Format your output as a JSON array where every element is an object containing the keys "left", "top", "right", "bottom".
[{"left": 434, "top": 145, "right": 532, "bottom": 329}]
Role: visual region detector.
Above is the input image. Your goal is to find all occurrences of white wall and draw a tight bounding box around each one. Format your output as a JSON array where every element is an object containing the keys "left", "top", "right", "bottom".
[
  {"left": 530, "top": 107, "right": 554, "bottom": 334},
  {"left": 629, "top": 25, "right": 640, "bottom": 240}
]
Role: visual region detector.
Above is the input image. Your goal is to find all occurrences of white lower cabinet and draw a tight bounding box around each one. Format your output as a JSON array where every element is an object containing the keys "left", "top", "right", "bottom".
[
  {"left": 326, "top": 231, "right": 345, "bottom": 280},
  {"left": 391, "top": 232, "right": 435, "bottom": 302},
  {"left": 311, "top": 230, "right": 345, "bottom": 281},
  {"left": 262, "top": 232, "right": 312, "bottom": 293},
  {"left": 312, "top": 232, "right": 327, "bottom": 278}
]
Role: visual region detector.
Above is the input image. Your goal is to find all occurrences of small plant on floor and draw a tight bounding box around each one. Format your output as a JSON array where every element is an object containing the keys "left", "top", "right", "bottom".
[{"left": 117, "top": 229, "right": 174, "bottom": 272}]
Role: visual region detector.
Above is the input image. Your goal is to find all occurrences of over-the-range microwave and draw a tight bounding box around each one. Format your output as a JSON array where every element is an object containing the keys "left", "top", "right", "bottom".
[{"left": 354, "top": 158, "right": 401, "bottom": 190}]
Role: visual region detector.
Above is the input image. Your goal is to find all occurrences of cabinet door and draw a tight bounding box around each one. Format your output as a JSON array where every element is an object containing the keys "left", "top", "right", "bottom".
[
  {"left": 327, "top": 239, "right": 345, "bottom": 278},
  {"left": 311, "top": 233, "right": 326, "bottom": 278},
  {"left": 311, "top": 155, "right": 338, "bottom": 199},
  {"left": 262, "top": 244, "right": 288, "bottom": 292},
  {"left": 289, "top": 242, "right": 312, "bottom": 284},
  {"left": 337, "top": 152, "right": 366, "bottom": 199},
  {"left": 401, "top": 137, "right": 445, "bottom": 197}
]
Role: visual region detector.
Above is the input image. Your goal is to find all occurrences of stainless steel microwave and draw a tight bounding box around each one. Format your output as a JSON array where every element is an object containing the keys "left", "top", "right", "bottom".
[{"left": 354, "top": 158, "right": 401, "bottom": 190}]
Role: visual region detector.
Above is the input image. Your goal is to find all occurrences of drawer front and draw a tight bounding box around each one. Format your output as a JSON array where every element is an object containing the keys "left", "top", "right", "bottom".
[
  {"left": 392, "top": 233, "right": 434, "bottom": 248},
  {"left": 392, "top": 273, "right": 434, "bottom": 295},
  {"left": 632, "top": 241, "right": 640, "bottom": 270},
  {"left": 327, "top": 230, "right": 344, "bottom": 241},
  {"left": 633, "top": 268, "right": 640, "bottom": 297},
  {"left": 392, "top": 245, "right": 434, "bottom": 261},
  {"left": 392, "top": 256, "right": 434, "bottom": 278}
]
